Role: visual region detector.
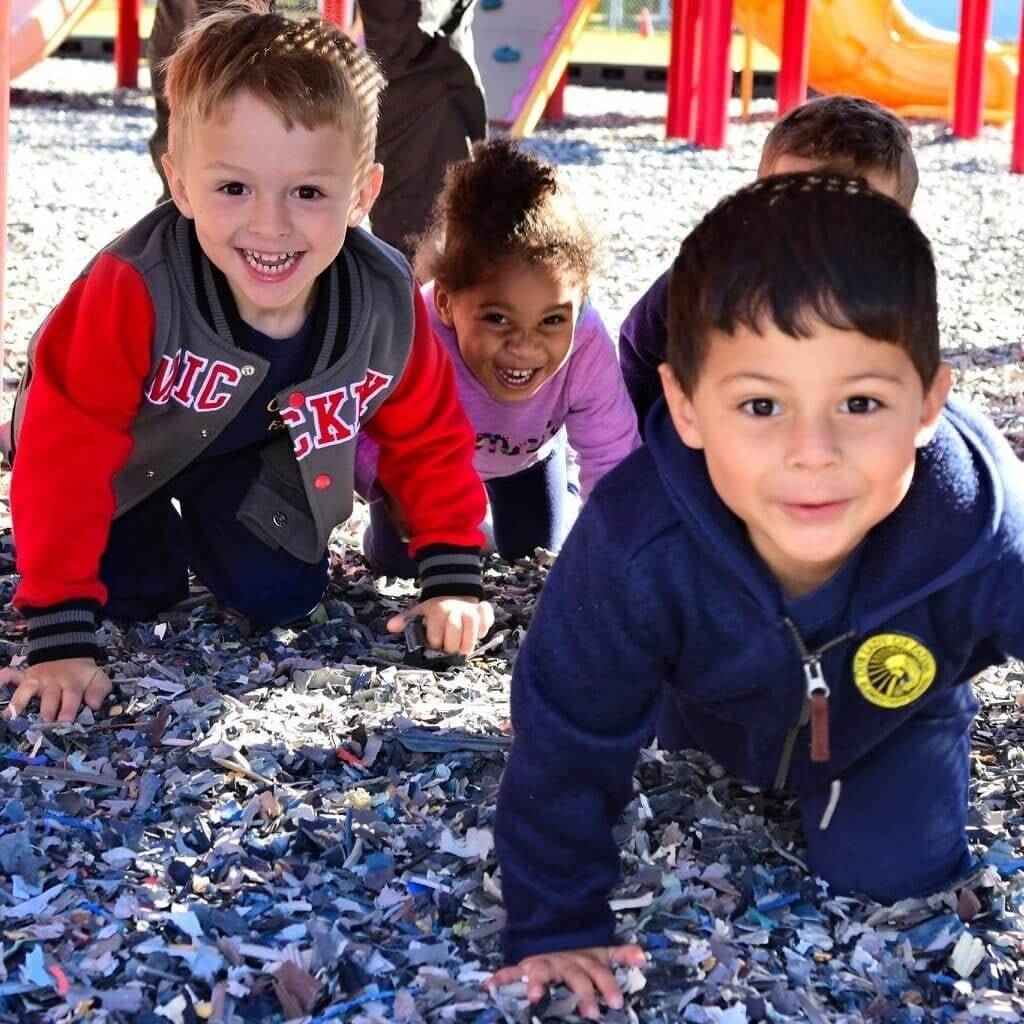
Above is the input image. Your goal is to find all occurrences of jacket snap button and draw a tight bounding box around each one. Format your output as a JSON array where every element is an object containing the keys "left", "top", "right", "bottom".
[
  {"left": 314, "top": 473, "right": 331, "bottom": 490},
  {"left": 200, "top": 429, "right": 209, "bottom": 438},
  {"left": 242, "top": 365, "right": 256, "bottom": 377},
  {"left": 272, "top": 512, "right": 288, "bottom": 528},
  {"left": 145, "top": 470, "right": 156, "bottom": 478},
  {"left": 288, "top": 392, "right": 305, "bottom": 408}
]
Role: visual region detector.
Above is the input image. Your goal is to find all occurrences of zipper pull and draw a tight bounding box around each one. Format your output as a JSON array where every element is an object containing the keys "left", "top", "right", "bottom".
[{"left": 804, "top": 657, "right": 831, "bottom": 763}]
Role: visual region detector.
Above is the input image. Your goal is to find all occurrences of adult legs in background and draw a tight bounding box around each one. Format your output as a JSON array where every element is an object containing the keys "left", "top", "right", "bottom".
[
  {"left": 147, "top": 0, "right": 221, "bottom": 201},
  {"left": 360, "top": 0, "right": 487, "bottom": 259}
]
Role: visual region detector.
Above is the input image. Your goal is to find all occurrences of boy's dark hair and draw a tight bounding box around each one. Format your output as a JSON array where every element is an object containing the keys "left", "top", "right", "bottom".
[
  {"left": 667, "top": 172, "right": 939, "bottom": 394},
  {"left": 759, "top": 95, "right": 918, "bottom": 207},
  {"left": 413, "top": 138, "right": 598, "bottom": 292}
]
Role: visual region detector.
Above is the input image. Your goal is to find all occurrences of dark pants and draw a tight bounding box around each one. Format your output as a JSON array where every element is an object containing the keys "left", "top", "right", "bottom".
[
  {"left": 364, "top": 447, "right": 576, "bottom": 577},
  {"left": 657, "top": 688, "right": 974, "bottom": 903},
  {"left": 361, "top": 0, "right": 487, "bottom": 259},
  {"left": 100, "top": 450, "right": 328, "bottom": 626},
  {"left": 798, "top": 697, "right": 974, "bottom": 902}
]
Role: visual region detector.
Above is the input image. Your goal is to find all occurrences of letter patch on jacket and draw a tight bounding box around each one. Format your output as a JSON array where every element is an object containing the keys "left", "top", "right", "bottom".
[
  {"left": 852, "top": 633, "right": 936, "bottom": 709},
  {"left": 146, "top": 349, "right": 243, "bottom": 412},
  {"left": 279, "top": 369, "right": 394, "bottom": 461}
]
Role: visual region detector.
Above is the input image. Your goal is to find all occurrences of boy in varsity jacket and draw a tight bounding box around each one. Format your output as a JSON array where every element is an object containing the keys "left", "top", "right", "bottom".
[{"left": 2, "top": 3, "right": 492, "bottom": 722}]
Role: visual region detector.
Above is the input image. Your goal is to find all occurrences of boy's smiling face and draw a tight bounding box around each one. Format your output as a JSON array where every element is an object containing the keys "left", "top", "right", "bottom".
[
  {"left": 163, "top": 90, "right": 382, "bottom": 338},
  {"left": 660, "top": 321, "right": 950, "bottom": 599}
]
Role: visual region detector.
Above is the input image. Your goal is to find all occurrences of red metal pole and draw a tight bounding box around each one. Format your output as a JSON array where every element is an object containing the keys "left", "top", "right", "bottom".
[
  {"left": 952, "top": 0, "right": 993, "bottom": 138},
  {"left": 666, "top": 0, "right": 700, "bottom": 138},
  {"left": 114, "top": 0, "right": 140, "bottom": 88},
  {"left": 542, "top": 68, "right": 568, "bottom": 121},
  {"left": 693, "top": 0, "right": 733, "bottom": 149},
  {"left": 1012, "top": 2, "right": 1024, "bottom": 172},
  {"left": 321, "top": 0, "right": 353, "bottom": 29},
  {"left": 777, "top": 0, "right": 811, "bottom": 116},
  {"left": 0, "top": 0, "right": 8, "bottom": 371}
]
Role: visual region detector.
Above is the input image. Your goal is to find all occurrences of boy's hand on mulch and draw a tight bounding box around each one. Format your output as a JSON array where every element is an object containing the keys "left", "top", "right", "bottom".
[
  {"left": 0, "top": 658, "right": 111, "bottom": 723},
  {"left": 487, "top": 944, "right": 647, "bottom": 1021},
  {"left": 387, "top": 597, "right": 494, "bottom": 656}
]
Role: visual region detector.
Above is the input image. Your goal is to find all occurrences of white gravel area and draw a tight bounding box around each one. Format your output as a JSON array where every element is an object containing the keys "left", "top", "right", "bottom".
[{"left": 4, "top": 59, "right": 1023, "bottom": 408}]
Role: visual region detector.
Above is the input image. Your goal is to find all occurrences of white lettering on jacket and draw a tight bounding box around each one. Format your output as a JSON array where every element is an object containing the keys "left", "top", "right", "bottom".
[
  {"left": 279, "top": 369, "right": 393, "bottom": 461},
  {"left": 146, "top": 349, "right": 243, "bottom": 411}
]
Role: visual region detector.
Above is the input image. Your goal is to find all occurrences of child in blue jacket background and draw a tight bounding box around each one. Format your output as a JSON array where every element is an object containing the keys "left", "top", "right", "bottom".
[{"left": 490, "top": 172, "right": 1024, "bottom": 1018}]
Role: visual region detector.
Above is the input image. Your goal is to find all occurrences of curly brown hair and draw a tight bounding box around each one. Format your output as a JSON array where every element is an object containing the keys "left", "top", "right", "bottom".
[{"left": 413, "top": 138, "right": 598, "bottom": 293}]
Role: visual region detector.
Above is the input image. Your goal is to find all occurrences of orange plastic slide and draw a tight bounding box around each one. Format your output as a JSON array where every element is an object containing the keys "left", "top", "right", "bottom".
[
  {"left": 734, "top": 0, "right": 1018, "bottom": 122},
  {"left": 11, "top": 0, "right": 99, "bottom": 81}
]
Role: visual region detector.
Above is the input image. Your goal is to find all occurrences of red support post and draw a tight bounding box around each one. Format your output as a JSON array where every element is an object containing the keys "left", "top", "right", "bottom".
[
  {"left": 321, "top": 0, "right": 353, "bottom": 29},
  {"left": 0, "top": 0, "right": 8, "bottom": 371},
  {"left": 952, "top": 0, "right": 993, "bottom": 138},
  {"left": 542, "top": 68, "right": 568, "bottom": 121},
  {"left": 693, "top": 0, "right": 733, "bottom": 149},
  {"left": 666, "top": 0, "right": 700, "bottom": 138},
  {"left": 1012, "top": 2, "right": 1024, "bottom": 172},
  {"left": 115, "top": 0, "right": 140, "bottom": 88},
  {"left": 776, "top": 0, "right": 811, "bottom": 116}
]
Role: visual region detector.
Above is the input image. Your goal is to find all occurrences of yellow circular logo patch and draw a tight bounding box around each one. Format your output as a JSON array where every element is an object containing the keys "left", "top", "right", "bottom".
[{"left": 852, "top": 633, "right": 936, "bottom": 709}]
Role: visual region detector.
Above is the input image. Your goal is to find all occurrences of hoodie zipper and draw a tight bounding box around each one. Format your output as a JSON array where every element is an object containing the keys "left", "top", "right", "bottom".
[{"left": 772, "top": 619, "right": 856, "bottom": 791}]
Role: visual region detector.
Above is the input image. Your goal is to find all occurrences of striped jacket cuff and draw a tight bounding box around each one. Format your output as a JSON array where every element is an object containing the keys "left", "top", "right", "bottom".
[
  {"left": 417, "top": 545, "right": 484, "bottom": 601},
  {"left": 23, "top": 601, "right": 100, "bottom": 665}
]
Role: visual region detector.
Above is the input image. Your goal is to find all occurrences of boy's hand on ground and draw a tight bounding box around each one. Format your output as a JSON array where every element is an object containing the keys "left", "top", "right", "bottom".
[
  {"left": 487, "top": 945, "right": 647, "bottom": 1021},
  {"left": 387, "top": 597, "right": 495, "bottom": 655},
  {"left": 0, "top": 658, "right": 111, "bottom": 723}
]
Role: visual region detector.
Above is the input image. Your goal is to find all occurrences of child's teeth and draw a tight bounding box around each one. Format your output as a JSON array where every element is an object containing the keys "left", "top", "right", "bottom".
[
  {"left": 498, "top": 367, "right": 536, "bottom": 385},
  {"left": 244, "top": 250, "right": 299, "bottom": 274}
]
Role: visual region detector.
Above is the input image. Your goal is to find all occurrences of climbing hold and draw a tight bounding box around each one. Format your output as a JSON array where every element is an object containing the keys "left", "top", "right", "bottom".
[
  {"left": 493, "top": 45, "right": 520, "bottom": 63},
  {"left": 481, "top": 0, "right": 502, "bottom": 9}
]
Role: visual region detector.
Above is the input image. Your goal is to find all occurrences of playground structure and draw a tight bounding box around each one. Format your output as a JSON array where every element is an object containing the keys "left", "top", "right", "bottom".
[
  {"left": 0, "top": 0, "right": 1021, "bottom": 357},
  {"left": 1, "top": 0, "right": 1021, "bottom": 143},
  {"left": 667, "top": 0, "right": 1021, "bottom": 152}
]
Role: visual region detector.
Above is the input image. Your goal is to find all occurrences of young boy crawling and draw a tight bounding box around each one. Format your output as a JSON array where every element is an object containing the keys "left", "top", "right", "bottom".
[
  {"left": 489, "top": 173, "right": 1024, "bottom": 1018},
  {"left": 2, "top": 2, "right": 492, "bottom": 722}
]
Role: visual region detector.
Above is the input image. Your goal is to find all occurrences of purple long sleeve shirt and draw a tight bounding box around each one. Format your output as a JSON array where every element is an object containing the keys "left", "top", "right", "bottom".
[
  {"left": 356, "top": 283, "right": 640, "bottom": 501},
  {"left": 618, "top": 266, "right": 671, "bottom": 438}
]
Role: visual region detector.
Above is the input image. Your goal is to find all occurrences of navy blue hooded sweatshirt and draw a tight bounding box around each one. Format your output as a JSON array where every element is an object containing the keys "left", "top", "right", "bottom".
[{"left": 495, "top": 394, "right": 1024, "bottom": 962}]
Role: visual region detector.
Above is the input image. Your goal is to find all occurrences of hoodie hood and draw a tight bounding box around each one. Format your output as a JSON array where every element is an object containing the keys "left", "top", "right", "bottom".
[{"left": 645, "top": 394, "right": 1019, "bottom": 633}]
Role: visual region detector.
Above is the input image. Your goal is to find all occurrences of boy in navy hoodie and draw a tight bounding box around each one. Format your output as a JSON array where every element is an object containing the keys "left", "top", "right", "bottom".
[{"left": 490, "top": 173, "right": 1024, "bottom": 1018}]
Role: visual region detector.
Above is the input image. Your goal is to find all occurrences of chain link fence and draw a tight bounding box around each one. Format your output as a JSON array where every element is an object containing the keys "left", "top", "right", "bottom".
[{"left": 590, "top": 0, "right": 670, "bottom": 32}]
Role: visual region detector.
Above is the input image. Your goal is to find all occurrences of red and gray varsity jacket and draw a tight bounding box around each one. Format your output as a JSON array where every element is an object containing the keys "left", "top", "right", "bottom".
[{"left": 10, "top": 203, "right": 486, "bottom": 665}]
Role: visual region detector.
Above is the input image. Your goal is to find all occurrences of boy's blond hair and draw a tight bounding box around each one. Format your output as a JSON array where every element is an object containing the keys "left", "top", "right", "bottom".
[
  {"left": 758, "top": 95, "right": 919, "bottom": 207},
  {"left": 164, "top": 0, "right": 384, "bottom": 171}
]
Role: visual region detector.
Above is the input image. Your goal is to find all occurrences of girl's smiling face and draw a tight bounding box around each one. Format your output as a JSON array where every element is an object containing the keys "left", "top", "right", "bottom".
[{"left": 434, "top": 260, "right": 584, "bottom": 403}]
